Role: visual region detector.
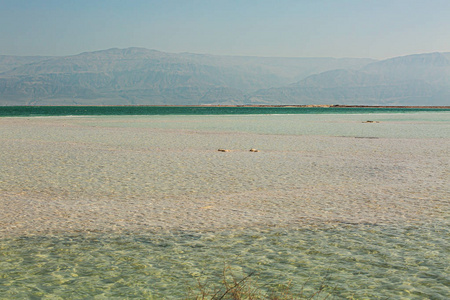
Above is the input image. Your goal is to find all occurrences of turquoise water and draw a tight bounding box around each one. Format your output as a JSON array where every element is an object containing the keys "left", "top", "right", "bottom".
[
  {"left": 0, "top": 105, "right": 449, "bottom": 117},
  {"left": 1, "top": 110, "right": 449, "bottom": 299}
]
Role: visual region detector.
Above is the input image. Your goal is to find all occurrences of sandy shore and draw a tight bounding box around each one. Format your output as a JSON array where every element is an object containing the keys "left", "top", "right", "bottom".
[{"left": 1, "top": 115, "right": 449, "bottom": 237}]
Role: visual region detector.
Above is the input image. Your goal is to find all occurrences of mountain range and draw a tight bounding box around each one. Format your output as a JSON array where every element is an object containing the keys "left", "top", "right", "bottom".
[{"left": 1, "top": 47, "right": 449, "bottom": 106}]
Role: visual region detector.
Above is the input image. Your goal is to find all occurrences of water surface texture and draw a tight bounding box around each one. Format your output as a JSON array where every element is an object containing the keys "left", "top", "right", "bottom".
[{"left": 0, "top": 110, "right": 449, "bottom": 298}]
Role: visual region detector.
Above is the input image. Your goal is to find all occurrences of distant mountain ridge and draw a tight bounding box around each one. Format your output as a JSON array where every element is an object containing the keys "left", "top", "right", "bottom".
[
  {"left": 1, "top": 48, "right": 449, "bottom": 106},
  {"left": 251, "top": 52, "right": 450, "bottom": 105},
  {"left": 0, "top": 55, "right": 53, "bottom": 73}
]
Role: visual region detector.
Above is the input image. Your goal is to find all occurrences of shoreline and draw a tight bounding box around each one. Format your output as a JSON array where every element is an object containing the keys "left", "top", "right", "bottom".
[
  {"left": 1, "top": 104, "right": 449, "bottom": 109},
  {"left": 191, "top": 104, "right": 450, "bottom": 109}
]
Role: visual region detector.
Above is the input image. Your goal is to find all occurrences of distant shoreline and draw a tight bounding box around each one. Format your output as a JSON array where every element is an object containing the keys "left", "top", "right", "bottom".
[
  {"left": 156, "top": 104, "right": 450, "bottom": 109},
  {"left": 2, "top": 104, "right": 448, "bottom": 109}
]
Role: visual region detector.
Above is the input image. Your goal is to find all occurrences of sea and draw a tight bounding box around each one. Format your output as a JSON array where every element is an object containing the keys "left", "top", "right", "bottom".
[
  {"left": 0, "top": 105, "right": 449, "bottom": 117},
  {"left": 0, "top": 106, "right": 449, "bottom": 299}
]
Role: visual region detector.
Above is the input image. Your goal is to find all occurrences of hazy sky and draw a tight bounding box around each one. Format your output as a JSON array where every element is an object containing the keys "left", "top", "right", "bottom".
[{"left": 1, "top": 0, "right": 450, "bottom": 59}]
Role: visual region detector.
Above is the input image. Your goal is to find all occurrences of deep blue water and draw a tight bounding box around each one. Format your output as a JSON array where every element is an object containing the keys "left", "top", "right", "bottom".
[{"left": 0, "top": 106, "right": 449, "bottom": 117}]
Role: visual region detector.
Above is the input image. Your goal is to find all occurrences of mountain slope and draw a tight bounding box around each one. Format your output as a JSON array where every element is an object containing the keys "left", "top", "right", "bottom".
[
  {"left": 2, "top": 49, "right": 449, "bottom": 106},
  {"left": 0, "top": 55, "right": 53, "bottom": 73},
  {"left": 0, "top": 48, "right": 374, "bottom": 105},
  {"left": 250, "top": 53, "right": 450, "bottom": 105}
]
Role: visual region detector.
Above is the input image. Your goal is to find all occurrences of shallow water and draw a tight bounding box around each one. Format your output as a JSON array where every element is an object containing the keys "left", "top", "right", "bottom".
[
  {"left": 0, "top": 112, "right": 449, "bottom": 298},
  {"left": 1, "top": 224, "right": 449, "bottom": 299}
]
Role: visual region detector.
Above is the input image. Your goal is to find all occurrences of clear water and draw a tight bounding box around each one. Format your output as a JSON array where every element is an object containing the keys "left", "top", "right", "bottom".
[
  {"left": 0, "top": 111, "right": 449, "bottom": 299},
  {"left": 1, "top": 225, "right": 448, "bottom": 299}
]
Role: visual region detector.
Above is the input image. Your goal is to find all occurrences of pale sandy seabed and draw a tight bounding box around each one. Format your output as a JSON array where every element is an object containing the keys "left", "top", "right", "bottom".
[{"left": 0, "top": 113, "right": 448, "bottom": 236}]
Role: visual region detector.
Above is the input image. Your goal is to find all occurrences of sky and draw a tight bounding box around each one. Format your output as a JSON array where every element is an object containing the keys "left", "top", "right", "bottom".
[{"left": 1, "top": 0, "right": 450, "bottom": 59}]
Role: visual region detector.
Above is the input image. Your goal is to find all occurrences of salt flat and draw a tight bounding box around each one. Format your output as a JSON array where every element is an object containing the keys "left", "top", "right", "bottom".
[{"left": 1, "top": 114, "right": 448, "bottom": 236}]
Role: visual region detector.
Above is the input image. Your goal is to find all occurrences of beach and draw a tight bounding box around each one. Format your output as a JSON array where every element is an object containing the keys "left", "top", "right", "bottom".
[{"left": 0, "top": 112, "right": 449, "bottom": 298}]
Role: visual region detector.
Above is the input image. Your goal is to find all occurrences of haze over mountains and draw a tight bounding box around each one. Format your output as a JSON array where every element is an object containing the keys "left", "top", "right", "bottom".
[{"left": 0, "top": 47, "right": 449, "bottom": 106}]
